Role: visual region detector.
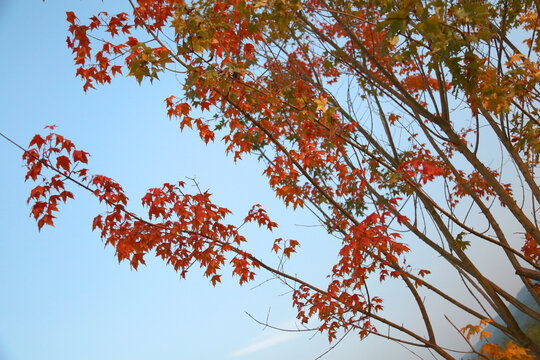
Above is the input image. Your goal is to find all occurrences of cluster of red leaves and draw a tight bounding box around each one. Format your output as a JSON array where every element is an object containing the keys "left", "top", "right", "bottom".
[
  {"left": 453, "top": 168, "right": 513, "bottom": 204},
  {"left": 23, "top": 127, "right": 290, "bottom": 286},
  {"left": 66, "top": 11, "right": 128, "bottom": 91},
  {"left": 396, "top": 147, "right": 447, "bottom": 185},
  {"left": 522, "top": 232, "right": 540, "bottom": 265},
  {"left": 292, "top": 283, "right": 380, "bottom": 342},
  {"left": 165, "top": 96, "right": 215, "bottom": 143},
  {"left": 289, "top": 208, "right": 411, "bottom": 341},
  {"left": 23, "top": 127, "right": 88, "bottom": 230}
]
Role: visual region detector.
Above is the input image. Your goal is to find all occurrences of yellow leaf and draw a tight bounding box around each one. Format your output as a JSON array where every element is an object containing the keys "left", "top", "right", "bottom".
[
  {"left": 479, "top": 330, "right": 492, "bottom": 340},
  {"left": 388, "top": 36, "right": 399, "bottom": 46},
  {"left": 315, "top": 96, "right": 328, "bottom": 113}
]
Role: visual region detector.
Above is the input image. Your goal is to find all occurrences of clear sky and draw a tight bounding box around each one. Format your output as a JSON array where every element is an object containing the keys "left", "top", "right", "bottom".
[{"left": 0, "top": 2, "right": 526, "bottom": 360}]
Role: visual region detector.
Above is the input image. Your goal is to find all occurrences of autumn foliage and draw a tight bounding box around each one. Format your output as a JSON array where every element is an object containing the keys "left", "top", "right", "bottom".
[{"left": 20, "top": 0, "right": 540, "bottom": 359}]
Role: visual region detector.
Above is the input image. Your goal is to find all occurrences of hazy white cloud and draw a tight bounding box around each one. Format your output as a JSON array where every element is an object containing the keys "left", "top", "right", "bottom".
[{"left": 230, "top": 332, "right": 298, "bottom": 357}]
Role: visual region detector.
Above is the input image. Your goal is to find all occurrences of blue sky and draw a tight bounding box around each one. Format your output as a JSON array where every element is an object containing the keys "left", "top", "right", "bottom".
[{"left": 0, "top": 2, "right": 528, "bottom": 360}]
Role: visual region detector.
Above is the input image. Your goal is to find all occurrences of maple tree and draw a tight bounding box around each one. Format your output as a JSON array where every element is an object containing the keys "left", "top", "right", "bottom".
[{"left": 15, "top": 0, "right": 540, "bottom": 358}]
